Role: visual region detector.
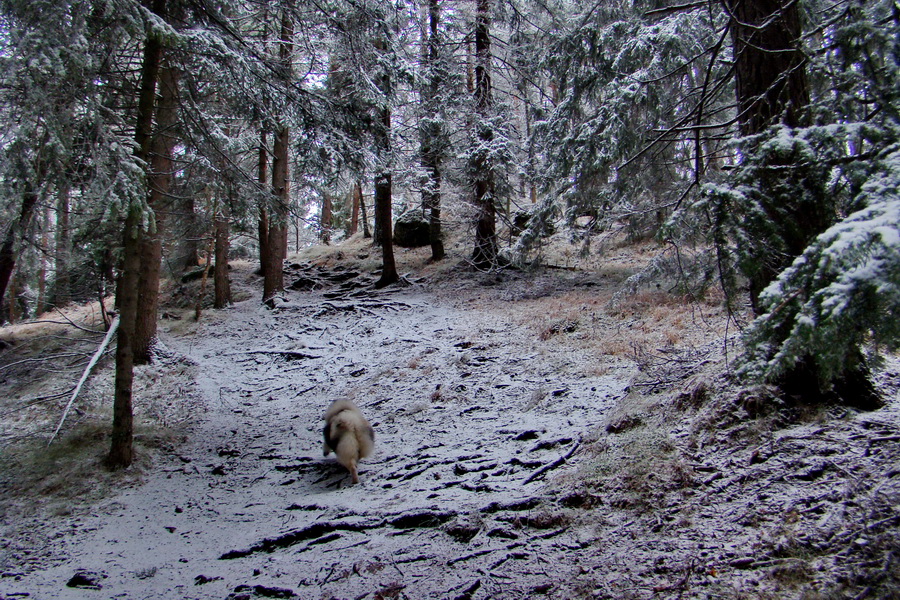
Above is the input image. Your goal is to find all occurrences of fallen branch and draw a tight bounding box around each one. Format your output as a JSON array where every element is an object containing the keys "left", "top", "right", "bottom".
[
  {"left": 48, "top": 316, "right": 119, "bottom": 446},
  {"left": 227, "top": 349, "right": 321, "bottom": 360},
  {"left": 524, "top": 439, "right": 582, "bottom": 484},
  {"left": 448, "top": 541, "right": 525, "bottom": 566},
  {"left": 0, "top": 388, "right": 74, "bottom": 419},
  {"left": 220, "top": 518, "right": 383, "bottom": 559}
]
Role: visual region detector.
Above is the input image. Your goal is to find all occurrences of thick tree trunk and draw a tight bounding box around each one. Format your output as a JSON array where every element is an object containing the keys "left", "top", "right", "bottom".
[
  {"left": 422, "top": 0, "right": 445, "bottom": 262},
  {"left": 135, "top": 63, "right": 179, "bottom": 364},
  {"left": 264, "top": 124, "right": 288, "bottom": 301},
  {"left": 373, "top": 190, "right": 384, "bottom": 246},
  {"left": 108, "top": 0, "right": 165, "bottom": 470},
  {"left": 0, "top": 183, "right": 41, "bottom": 312},
  {"left": 471, "top": 0, "right": 497, "bottom": 269},
  {"left": 726, "top": 0, "right": 813, "bottom": 310},
  {"left": 372, "top": 32, "right": 397, "bottom": 287},
  {"left": 173, "top": 195, "right": 199, "bottom": 273},
  {"left": 373, "top": 85, "right": 397, "bottom": 285},
  {"left": 263, "top": 10, "right": 292, "bottom": 303},
  {"left": 726, "top": 0, "right": 809, "bottom": 139},
  {"left": 725, "top": 0, "right": 873, "bottom": 404},
  {"left": 424, "top": 162, "right": 444, "bottom": 262},
  {"left": 7, "top": 274, "right": 18, "bottom": 323},
  {"left": 374, "top": 170, "right": 398, "bottom": 288}
]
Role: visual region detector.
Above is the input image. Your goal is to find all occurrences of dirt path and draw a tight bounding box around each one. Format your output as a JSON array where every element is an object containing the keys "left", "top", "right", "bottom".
[
  {"left": 4, "top": 282, "right": 628, "bottom": 599},
  {"left": 5, "top": 264, "right": 899, "bottom": 599}
]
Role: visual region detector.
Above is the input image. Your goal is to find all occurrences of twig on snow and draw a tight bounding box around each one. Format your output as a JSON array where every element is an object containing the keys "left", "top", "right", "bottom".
[{"left": 524, "top": 438, "right": 582, "bottom": 484}]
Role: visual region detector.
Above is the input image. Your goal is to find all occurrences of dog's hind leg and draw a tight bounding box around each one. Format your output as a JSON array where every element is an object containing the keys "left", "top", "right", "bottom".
[{"left": 348, "top": 458, "right": 359, "bottom": 484}]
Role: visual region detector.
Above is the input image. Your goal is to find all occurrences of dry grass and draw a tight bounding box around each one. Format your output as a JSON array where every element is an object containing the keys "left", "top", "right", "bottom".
[
  {"left": 579, "top": 422, "right": 696, "bottom": 511},
  {"left": 0, "top": 298, "right": 112, "bottom": 345}
]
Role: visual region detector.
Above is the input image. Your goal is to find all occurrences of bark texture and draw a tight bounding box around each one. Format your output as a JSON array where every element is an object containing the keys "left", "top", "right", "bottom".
[
  {"left": 108, "top": 0, "right": 166, "bottom": 470},
  {"left": 52, "top": 184, "right": 71, "bottom": 308},
  {"left": 135, "top": 63, "right": 180, "bottom": 364},
  {"left": 726, "top": 0, "right": 809, "bottom": 138},
  {"left": 471, "top": 0, "right": 497, "bottom": 269},
  {"left": 421, "top": 0, "right": 445, "bottom": 262},
  {"left": 214, "top": 196, "right": 231, "bottom": 309},
  {"left": 262, "top": 10, "right": 292, "bottom": 302},
  {"left": 0, "top": 174, "right": 43, "bottom": 314}
]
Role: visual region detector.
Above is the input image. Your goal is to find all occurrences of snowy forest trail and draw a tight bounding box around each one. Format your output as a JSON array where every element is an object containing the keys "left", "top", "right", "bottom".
[{"left": 7, "top": 274, "right": 628, "bottom": 599}]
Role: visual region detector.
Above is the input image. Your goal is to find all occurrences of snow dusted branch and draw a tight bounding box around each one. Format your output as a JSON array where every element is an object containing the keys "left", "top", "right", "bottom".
[{"left": 47, "top": 316, "right": 119, "bottom": 446}]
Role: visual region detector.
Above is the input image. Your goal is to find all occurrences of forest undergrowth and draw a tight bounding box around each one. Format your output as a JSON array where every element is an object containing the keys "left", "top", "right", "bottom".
[{"left": 0, "top": 233, "right": 898, "bottom": 599}]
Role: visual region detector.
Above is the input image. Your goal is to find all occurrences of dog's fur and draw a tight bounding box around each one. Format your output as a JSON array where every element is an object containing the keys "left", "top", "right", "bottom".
[{"left": 322, "top": 400, "right": 374, "bottom": 484}]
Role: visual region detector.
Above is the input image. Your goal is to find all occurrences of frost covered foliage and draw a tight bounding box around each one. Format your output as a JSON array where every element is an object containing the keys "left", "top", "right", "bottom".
[
  {"left": 0, "top": 0, "right": 156, "bottom": 215},
  {"left": 740, "top": 149, "right": 900, "bottom": 386},
  {"left": 530, "top": 2, "right": 728, "bottom": 237},
  {"left": 701, "top": 126, "right": 842, "bottom": 310},
  {"left": 709, "top": 0, "right": 900, "bottom": 394}
]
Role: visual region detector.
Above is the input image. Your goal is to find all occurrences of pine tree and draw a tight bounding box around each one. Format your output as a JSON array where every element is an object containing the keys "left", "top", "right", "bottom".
[
  {"left": 135, "top": 62, "right": 181, "bottom": 364},
  {"left": 263, "top": 7, "right": 293, "bottom": 303},
  {"left": 724, "top": 0, "right": 816, "bottom": 312},
  {"left": 109, "top": 0, "right": 170, "bottom": 470},
  {"left": 470, "top": 0, "right": 499, "bottom": 269},
  {"left": 733, "top": 0, "right": 900, "bottom": 404},
  {"left": 419, "top": 0, "right": 446, "bottom": 262}
]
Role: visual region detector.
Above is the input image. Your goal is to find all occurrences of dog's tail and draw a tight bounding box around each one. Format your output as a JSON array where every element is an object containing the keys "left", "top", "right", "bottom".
[{"left": 324, "top": 399, "right": 360, "bottom": 422}]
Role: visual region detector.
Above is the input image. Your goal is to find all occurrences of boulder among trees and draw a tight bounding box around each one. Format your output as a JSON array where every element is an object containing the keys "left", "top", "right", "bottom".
[{"left": 392, "top": 211, "right": 431, "bottom": 248}]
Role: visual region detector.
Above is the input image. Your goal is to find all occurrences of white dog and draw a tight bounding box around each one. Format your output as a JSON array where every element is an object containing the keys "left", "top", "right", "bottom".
[{"left": 322, "top": 400, "right": 374, "bottom": 484}]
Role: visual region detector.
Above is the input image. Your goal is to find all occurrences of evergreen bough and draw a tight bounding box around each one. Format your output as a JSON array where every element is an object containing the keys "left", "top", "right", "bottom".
[{"left": 739, "top": 148, "right": 900, "bottom": 389}]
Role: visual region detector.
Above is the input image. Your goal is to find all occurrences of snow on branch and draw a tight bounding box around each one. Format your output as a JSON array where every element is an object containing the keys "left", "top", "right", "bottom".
[{"left": 740, "top": 150, "right": 900, "bottom": 384}]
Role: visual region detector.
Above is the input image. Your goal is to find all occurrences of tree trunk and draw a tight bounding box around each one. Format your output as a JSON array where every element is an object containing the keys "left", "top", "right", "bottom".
[
  {"left": 257, "top": 128, "right": 269, "bottom": 276},
  {"left": 135, "top": 63, "right": 179, "bottom": 364},
  {"left": 373, "top": 188, "right": 384, "bottom": 246},
  {"left": 471, "top": 0, "right": 497, "bottom": 269},
  {"left": 173, "top": 194, "right": 199, "bottom": 273},
  {"left": 421, "top": 0, "right": 445, "bottom": 262},
  {"left": 264, "top": 124, "right": 289, "bottom": 301},
  {"left": 726, "top": 0, "right": 812, "bottom": 310},
  {"left": 374, "top": 170, "right": 398, "bottom": 288},
  {"left": 52, "top": 183, "right": 71, "bottom": 308},
  {"left": 108, "top": 0, "right": 165, "bottom": 470},
  {"left": 724, "top": 0, "right": 872, "bottom": 404},
  {"left": 373, "top": 34, "right": 398, "bottom": 288},
  {"left": 0, "top": 180, "right": 41, "bottom": 312},
  {"left": 321, "top": 193, "right": 332, "bottom": 244},
  {"left": 214, "top": 193, "right": 231, "bottom": 309},
  {"left": 37, "top": 204, "right": 50, "bottom": 315},
  {"left": 350, "top": 185, "right": 360, "bottom": 236},
  {"left": 357, "top": 181, "right": 371, "bottom": 238},
  {"left": 263, "top": 10, "right": 292, "bottom": 303},
  {"left": 726, "top": 0, "right": 809, "bottom": 140},
  {"left": 7, "top": 273, "right": 18, "bottom": 323}
]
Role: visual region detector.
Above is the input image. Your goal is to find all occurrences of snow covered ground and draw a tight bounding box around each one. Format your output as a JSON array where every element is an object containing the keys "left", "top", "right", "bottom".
[
  {"left": 1, "top": 259, "right": 898, "bottom": 599},
  {"left": 2, "top": 274, "right": 630, "bottom": 599}
]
